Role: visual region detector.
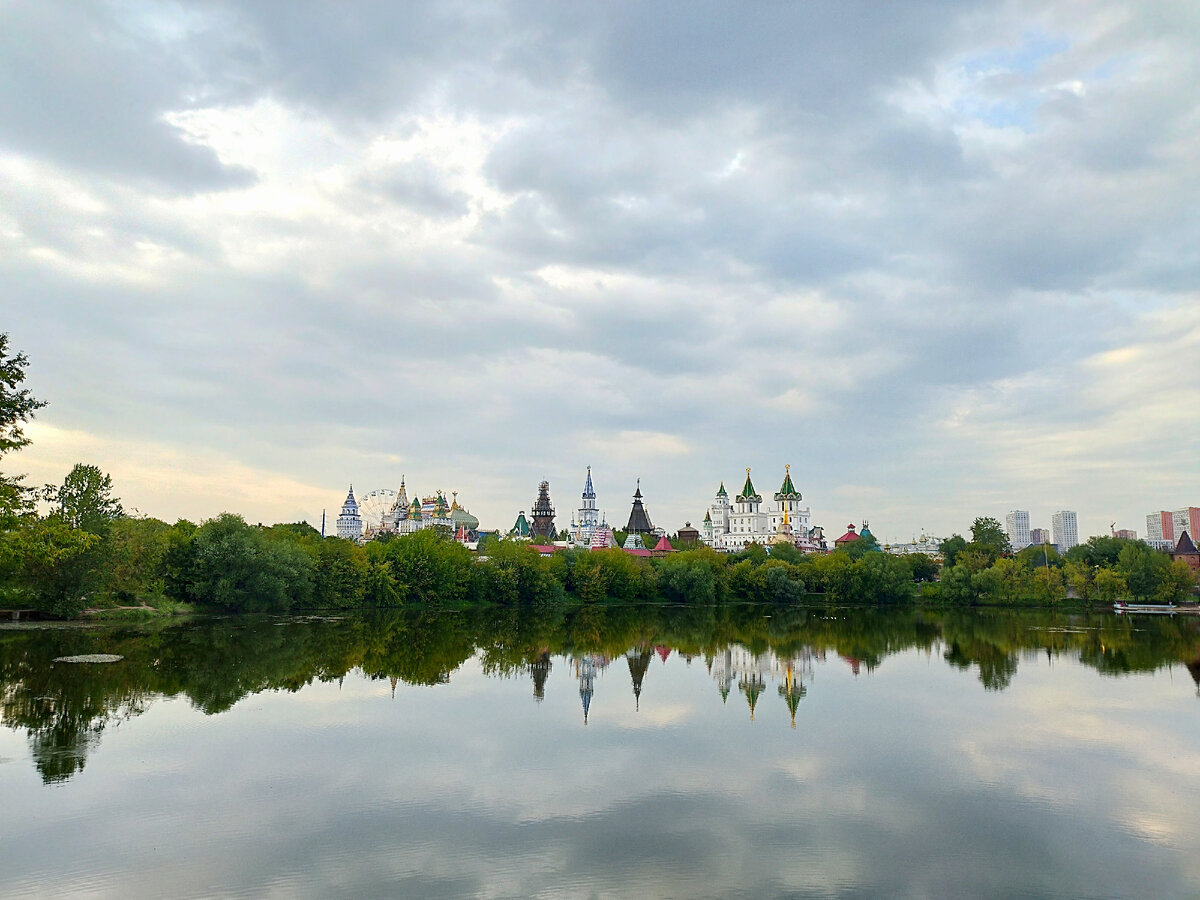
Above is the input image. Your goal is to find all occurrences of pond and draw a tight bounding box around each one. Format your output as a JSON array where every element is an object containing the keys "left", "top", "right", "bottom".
[{"left": 2, "top": 604, "right": 1199, "bottom": 898}]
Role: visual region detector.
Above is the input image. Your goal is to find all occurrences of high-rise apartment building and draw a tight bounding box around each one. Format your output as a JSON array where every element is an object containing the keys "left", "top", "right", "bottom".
[
  {"left": 1051, "top": 510, "right": 1078, "bottom": 551},
  {"left": 1146, "top": 511, "right": 1174, "bottom": 544},
  {"left": 1030, "top": 527, "right": 1050, "bottom": 546},
  {"left": 1172, "top": 507, "right": 1200, "bottom": 541},
  {"left": 1005, "top": 510, "right": 1031, "bottom": 550}
]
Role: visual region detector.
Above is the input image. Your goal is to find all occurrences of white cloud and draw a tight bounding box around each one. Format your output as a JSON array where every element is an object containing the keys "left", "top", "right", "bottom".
[{"left": 3, "top": 0, "right": 1199, "bottom": 536}]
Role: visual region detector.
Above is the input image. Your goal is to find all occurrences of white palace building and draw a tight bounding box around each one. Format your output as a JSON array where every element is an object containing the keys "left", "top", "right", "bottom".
[{"left": 702, "top": 466, "right": 824, "bottom": 553}]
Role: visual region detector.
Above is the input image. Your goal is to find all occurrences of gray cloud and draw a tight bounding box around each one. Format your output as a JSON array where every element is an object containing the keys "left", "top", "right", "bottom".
[{"left": 3, "top": 0, "right": 1199, "bottom": 537}]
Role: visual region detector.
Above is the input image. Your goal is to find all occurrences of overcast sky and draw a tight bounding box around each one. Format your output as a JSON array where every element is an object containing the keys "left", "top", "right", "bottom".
[{"left": 4, "top": 0, "right": 1199, "bottom": 542}]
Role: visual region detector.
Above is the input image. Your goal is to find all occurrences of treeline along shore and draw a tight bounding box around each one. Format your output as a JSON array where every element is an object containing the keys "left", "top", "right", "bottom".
[
  {"left": 5, "top": 504, "right": 1196, "bottom": 619},
  {"left": 1, "top": 334, "right": 1195, "bottom": 618}
]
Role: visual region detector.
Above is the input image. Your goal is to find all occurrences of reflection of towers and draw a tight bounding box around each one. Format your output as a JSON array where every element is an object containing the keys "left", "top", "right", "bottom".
[
  {"left": 740, "top": 671, "right": 765, "bottom": 721},
  {"left": 576, "top": 656, "right": 596, "bottom": 724},
  {"left": 626, "top": 647, "right": 653, "bottom": 711},
  {"left": 778, "top": 662, "right": 807, "bottom": 728},
  {"left": 531, "top": 651, "right": 551, "bottom": 702},
  {"left": 1186, "top": 656, "right": 1200, "bottom": 698},
  {"left": 711, "top": 648, "right": 735, "bottom": 703},
  {"left": 712, "top": 645, "right": 816, "bottom": 724}
]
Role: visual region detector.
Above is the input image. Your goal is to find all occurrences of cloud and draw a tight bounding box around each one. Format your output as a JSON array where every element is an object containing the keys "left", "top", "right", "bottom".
[{"left": 3, "top": 0, "right": 1199, "bottom": 537}]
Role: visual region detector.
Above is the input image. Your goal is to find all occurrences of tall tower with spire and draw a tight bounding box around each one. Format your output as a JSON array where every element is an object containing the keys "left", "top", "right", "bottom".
[
  {"left": 707, "top": 481, "right": 731, "bottom": 546},
  {"left": 385, "top": 476, "right": 409, "bottom": 531},
  {"left": 575, "top": 466, "right": 599, "bottom": 545},
  {"left": 769, "top": 464, "right": 810, "bottom": 541},
  {"left": 727, "top": 468, "right": 768, "bottom": 549},
  {"left": 530, "top": 480, "right": 556, "bottom": 540},
  {"left": 336, "top": 485, "right": 362, "bottom": 541},
  {"left": 625, "top": 480, "right": 654, "bottom": 534}
]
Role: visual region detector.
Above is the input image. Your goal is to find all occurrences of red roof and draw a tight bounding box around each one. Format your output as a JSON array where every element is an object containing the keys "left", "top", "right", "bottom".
[
  {"left": 652, "top": 535, "right": 675, "bottom": 552},
  {"left": 529, "top": 544, "right": 557, "bottom": 556},
  {"left": 835, "top": 524, "right": 860, "bottom": 544},
  {"left": 623, "top": 548, "right": 652, "bottom": 557}
]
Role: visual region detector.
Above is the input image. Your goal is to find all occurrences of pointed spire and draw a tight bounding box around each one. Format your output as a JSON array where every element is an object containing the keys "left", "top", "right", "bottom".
[
  {"left": 775, "top": 463, "right": 801, "bottom": 501},
  {"left": 531, "top": 651, "right": 551, "bottom": 702},
  {"left": 625, "top": 481, "right": 653, "bottom": 534},
  {"left": 737, "top": 468, "right": 761, "bottom": 503},
  {"left": 583, "top": 466, "right": 595, "bottom": 500},
  {"left": 626, "top": 648, "right": 652, "bottom": 712},
  {"left": 716, "top": 481, "right": 727, "bottom": 498},
  {"left": 779, "top": 665, "right": 806, "bottom": 728}
]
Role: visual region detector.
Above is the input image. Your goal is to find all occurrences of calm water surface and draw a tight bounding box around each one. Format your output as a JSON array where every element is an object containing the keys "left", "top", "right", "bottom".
[{"left": 2, "top": 605, "right": 1199, "bottom": 899}]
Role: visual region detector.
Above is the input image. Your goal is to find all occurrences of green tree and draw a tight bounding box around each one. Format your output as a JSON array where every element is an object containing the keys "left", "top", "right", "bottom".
[
  {"left": 1016, "top": 543, "right": 1062, "bottom": 569},
  {"left": 313, "top": 538, "right": 367, "bottom": 608},
  {"left": 939, "top": 534, "right": 967, "bottom": 567},
  {"left": 1117, "top": 542, "right": 1169, "bottom": 601},
  {"left": 1063, "top": 560, "right": 1096, "bottom": 603},
  {"left": 1095, "top": 568, "right": 1126, "bottom": 603},
  {"left": 0, "top": 334, "right": 47, "bottom": 521},
  {"left": 969, "top": 516, "right": 1011, "bottom": 563},
  {"left": 47, "top": 464, "right": 123, "bottom": 533},
  {"left": 189, "top": 514, "right": 314, "bottom": 612},
  {"left": 843, "top": 530, "right": 880, "bottom": 560},
  {"left": 382, "top": 528, "right": 474, "bottom": 605},
  {"left": 1156, "top": 560, "right": 1196, "bottom": 604},
  {"left": 160, "top": 519, "right": 199, "bottom": 601},
  {"left": 7, "top": 516, "right": 101, "bottom": 617},
  {"left": 906, "top": 553, "right": 940, "bottom": 583},
  {"left": 1065, "top": 535, "right": 1129, "bottom": 568},
  {"left": 102, "top": 516, "right": 170, "bottom": 603}
]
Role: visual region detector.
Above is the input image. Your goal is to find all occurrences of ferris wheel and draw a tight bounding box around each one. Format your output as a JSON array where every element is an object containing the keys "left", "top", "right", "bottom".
[{"left": 358, "top": 488, "right": 399, "bottom": 534}]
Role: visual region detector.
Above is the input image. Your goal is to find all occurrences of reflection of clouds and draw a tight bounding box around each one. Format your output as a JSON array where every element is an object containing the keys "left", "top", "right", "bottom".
[
  {"left": 947, "top": 659, "right": 1200, "bottom": 885},
  {"left": 5, "top": 646, "right": 1200, "bottom": 897},
  {"left": 613, "top": 702, "right": 694, "bottom": 729}
]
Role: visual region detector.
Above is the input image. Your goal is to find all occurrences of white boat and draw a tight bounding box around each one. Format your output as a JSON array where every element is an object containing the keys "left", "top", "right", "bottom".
[{"left": 1113, "top": 601, "right": 1177, "bottom": 614}]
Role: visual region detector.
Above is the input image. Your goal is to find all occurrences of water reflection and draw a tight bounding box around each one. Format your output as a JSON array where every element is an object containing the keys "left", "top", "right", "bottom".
[
  {"left": 4, "top": 605, "right": 1200, "bottom": 899},
  {"left": 3, "top": 605, "right": 1199, "bottom": 785}
]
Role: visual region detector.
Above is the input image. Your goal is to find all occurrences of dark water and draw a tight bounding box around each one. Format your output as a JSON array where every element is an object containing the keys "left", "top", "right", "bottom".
[{"left": 2, "top": 605, "right": 1199, "bottom": 899}]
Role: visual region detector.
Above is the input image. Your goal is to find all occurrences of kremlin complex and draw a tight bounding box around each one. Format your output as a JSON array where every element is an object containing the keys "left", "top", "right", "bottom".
[{"left": 334, "top": 466, "right": 835, "bottom": 555}]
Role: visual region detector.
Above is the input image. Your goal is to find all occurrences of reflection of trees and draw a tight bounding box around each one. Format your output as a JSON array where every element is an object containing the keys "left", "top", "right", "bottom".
[
  {"left": 4, "top": 605, "right": 1200, "bottom": 782},
  {"left": 944, "top": 640, "right": 1018, "bottom": 691}
]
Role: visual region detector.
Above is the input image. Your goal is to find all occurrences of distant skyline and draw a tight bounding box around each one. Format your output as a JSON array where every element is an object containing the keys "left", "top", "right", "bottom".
[{"left": 5, "top": 1, "right": 1199, "bottom": 542}]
